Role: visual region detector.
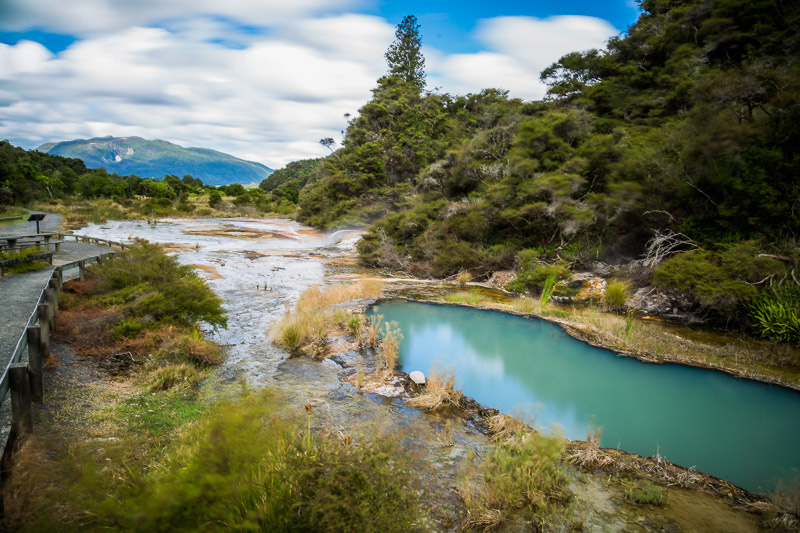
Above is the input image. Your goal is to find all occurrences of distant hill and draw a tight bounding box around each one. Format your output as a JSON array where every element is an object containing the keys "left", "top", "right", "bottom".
[{"left": 36, "top": 136, "right": 272, "bottom": 186}]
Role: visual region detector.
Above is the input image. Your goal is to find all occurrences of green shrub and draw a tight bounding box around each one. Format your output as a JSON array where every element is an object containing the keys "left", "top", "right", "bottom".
[
  {"left": 90, "top": 242, "right": 227, "bottom": 331},
  {"left": 604, "top": 279, "right": 631, "bottom": 310},
  {"left": 653, "top": 243, "right": 785, "bottom": 311},
  {"left": 505, "top": 249, "right": 571, "bottom": 294}
]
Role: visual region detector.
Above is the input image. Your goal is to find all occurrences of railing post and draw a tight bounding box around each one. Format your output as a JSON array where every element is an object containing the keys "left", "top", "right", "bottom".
[
  {"left": 26, "top": 326, "right": 43, "bottom": 403},
  {"left": 9, "top": 364, "right": 32, "bottom": 435},
  {"left": 55, "top": 266, "right": 63, "bottom": 289},
  {"left": 37, "top": 304, "right": 50, "bottom": 356},
  {"left": 48, "top": 279, "right": 59, "bottom": 308},
  {"left": 79, "top": 260, "right": 86, "bottom": 281},
  {"left": 45, "top": 288, "right": 56, "bottom": 331}
]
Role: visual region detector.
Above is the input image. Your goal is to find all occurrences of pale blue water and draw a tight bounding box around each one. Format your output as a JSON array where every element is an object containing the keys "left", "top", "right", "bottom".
[{"left": 373, "top": 300, "right": 800, "bottom": 494}]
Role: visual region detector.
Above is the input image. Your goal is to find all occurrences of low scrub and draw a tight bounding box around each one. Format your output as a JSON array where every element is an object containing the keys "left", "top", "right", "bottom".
[
  {"left": 653, "top": 242, "right": 785, "bottom": 314},
  {"left": 505, "top": 249, "right": 571, "bottom": 295},
  {"left": 89, "top": 242, "right": 227, "bottom": 332},
  {"left": 58, "top": 243, "right": 226, "bottom": 368},
  {"left": 7, "top": 390, "right": 422, "bottom": 532}
]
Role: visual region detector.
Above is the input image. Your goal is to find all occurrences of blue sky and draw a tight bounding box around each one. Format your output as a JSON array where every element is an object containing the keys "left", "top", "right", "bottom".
[{"left": 0, "top": 1, "right": 640, "bottom": 167}]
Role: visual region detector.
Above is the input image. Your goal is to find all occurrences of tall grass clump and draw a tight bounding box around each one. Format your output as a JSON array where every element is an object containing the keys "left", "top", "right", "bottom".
[
  {"left": 747, "top": 284, "right": 800, "bottom": 344},
  {"left": 270, "top": 280, "right": 383, "bottom": 353},
  {"left": 512, "top": 297, "right": 540, "bottom": 314},
  {"left": 408, "top": 368, "right": 463, "bottom": 411},
  {"left": 603, "top": 279, "right": 631, "bottom": 311},
  {"left": 461, "top": 430, "right": 570, "bottom": 531},
  {"left": 456, "top": 270, "right": 472, "bottom": 287},
  {"left": 380, "top": 321, "right": 403, "bottom": 372}
]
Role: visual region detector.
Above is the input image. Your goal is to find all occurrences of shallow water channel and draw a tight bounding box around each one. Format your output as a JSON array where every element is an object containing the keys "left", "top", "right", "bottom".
[{"left": 374, "top": 300, "right": 800, "bottom": 494}]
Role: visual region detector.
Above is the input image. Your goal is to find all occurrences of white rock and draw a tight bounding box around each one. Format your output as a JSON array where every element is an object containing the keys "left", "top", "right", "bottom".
[{"left": 409, "top": 370, "right": 426, "bottom": 385}]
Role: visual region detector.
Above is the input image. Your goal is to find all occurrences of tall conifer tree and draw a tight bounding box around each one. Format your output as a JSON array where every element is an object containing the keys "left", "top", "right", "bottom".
[{"left": 385, "top": 15, "right": 426, "bottom": 90}]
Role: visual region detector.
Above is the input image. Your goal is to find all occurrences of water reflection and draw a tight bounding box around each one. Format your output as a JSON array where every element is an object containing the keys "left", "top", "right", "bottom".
[{"left": 375, "top": 300, "right": 800, "bottom": 493}]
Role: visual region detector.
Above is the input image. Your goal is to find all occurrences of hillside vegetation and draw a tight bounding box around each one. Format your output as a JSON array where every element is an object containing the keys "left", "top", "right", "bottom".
[{"left": 290, "top": 0, "right": 799, "bottom": 335}]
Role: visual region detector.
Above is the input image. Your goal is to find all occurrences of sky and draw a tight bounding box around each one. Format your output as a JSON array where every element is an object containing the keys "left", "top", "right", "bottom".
[{"left": 0, "top": 0, "right": 641, "bottom": 169}]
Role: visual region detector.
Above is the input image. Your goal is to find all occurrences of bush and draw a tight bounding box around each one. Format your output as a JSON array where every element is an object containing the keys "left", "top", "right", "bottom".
[
  {"left": 653, "top": 243, "right": 785, "bottom": 311},
  {"left": 505, "top": 249, "right": 571, "bottom": 294},
  {"left": 90, "top": 242, "right": 227, "bottom": 331}
]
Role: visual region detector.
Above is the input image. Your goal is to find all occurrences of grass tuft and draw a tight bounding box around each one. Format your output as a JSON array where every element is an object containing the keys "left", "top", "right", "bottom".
[{"left": 603, "top": 279, "right": 631, "bottom": 311}]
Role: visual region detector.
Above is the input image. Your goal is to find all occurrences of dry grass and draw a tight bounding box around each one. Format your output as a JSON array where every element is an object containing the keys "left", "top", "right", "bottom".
[
  {"left": 143, "top": 362, "right": 204, "bottom": 392},
  {"left": 407, "top": 369, "right": 464, "bottom": 410},
  {"left": 456, "top": 270, "right": 472, "bottom": 287},
  {"left": 512, "top": 297, "right": 541, "bottom": 314},
  {"left": 269, "top": 280, "right": 383, "bottom": 354},
  {"left": 487, "top": 413, "right": 529, "bottom": 443}
]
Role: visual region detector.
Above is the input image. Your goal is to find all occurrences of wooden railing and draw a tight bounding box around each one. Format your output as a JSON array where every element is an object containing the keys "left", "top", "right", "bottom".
[
  {"left": 0, "top": 237, "right": 127, "bottom": 503},
  {"left": 56, "top": 233, "right": 127, "bottom": 250}
]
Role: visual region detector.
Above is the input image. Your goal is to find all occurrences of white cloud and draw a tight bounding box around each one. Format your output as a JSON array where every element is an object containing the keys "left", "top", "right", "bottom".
[
  {"left": 0, "top": 0, "right": 368, "bottom": 35},
  {"left": 0, "top": 15, "right": 390, "bottom": 168},
  {"left": 0, "top": 10, "right": 619, "bottom": 169},
  {"left": 430, "top": 15, "right": 618, "bottom": 100}
]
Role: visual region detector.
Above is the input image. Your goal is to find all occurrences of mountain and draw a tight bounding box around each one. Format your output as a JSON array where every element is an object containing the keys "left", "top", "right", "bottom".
[{"left": 36, "top": 136, "right": 272, "bottom": 186}]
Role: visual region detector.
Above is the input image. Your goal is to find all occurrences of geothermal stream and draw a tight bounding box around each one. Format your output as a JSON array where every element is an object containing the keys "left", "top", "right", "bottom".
[{"left": 72, "top": 217, "right": 765, "bottom": 532}]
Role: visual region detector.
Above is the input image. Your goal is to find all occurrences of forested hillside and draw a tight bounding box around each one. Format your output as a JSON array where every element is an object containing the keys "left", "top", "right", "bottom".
[{"left": 295, "top": 1, "right": 799, "bottom": 334}]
